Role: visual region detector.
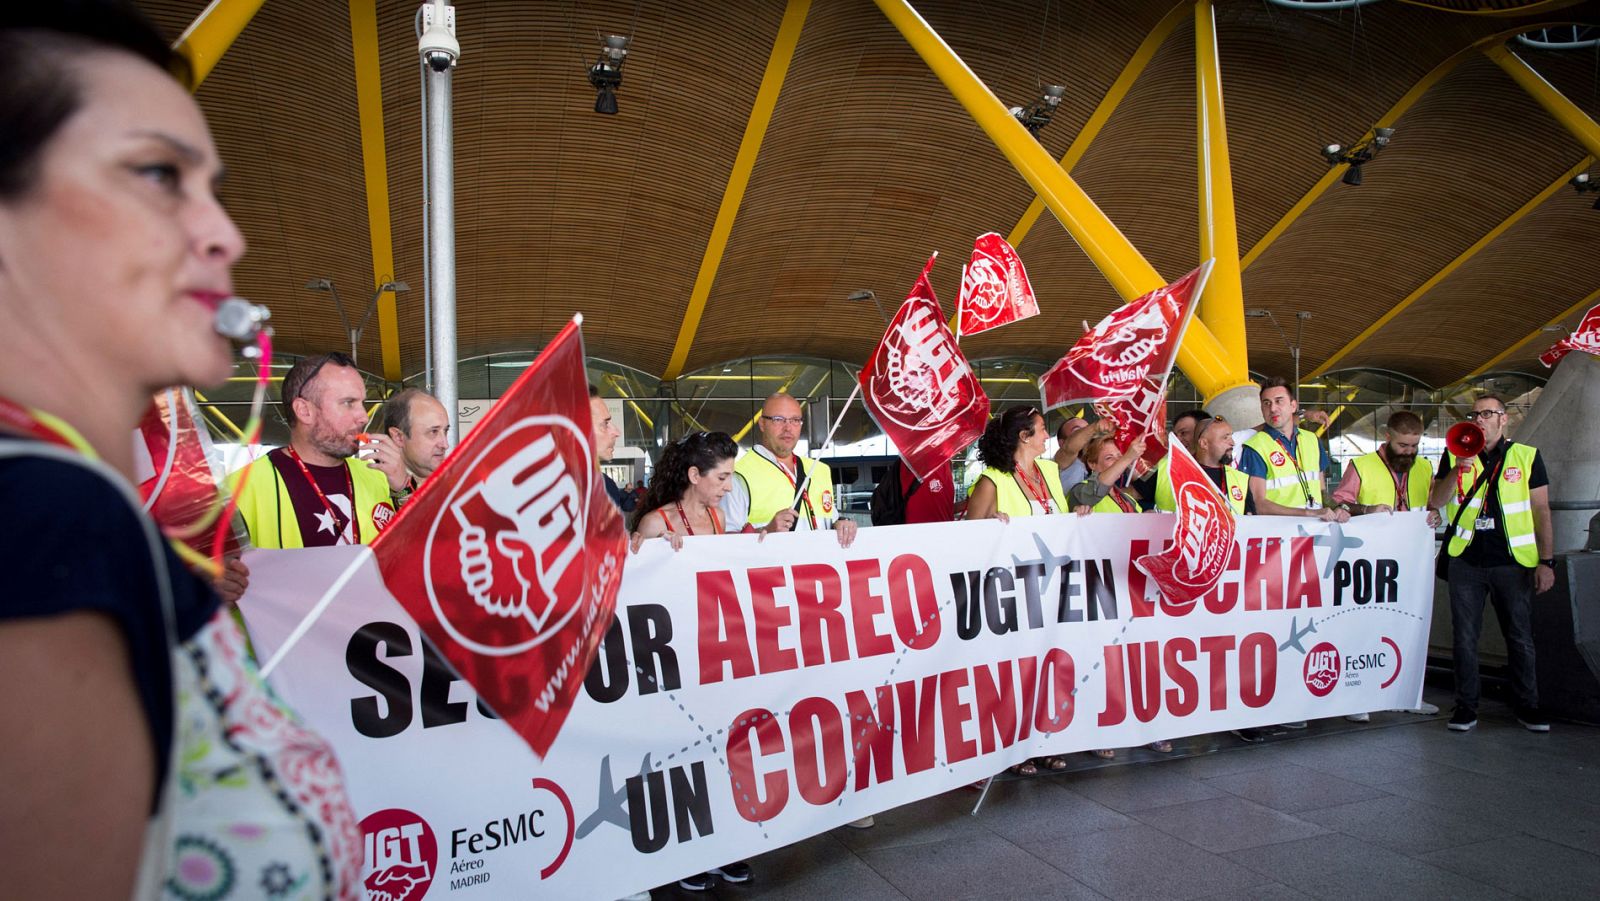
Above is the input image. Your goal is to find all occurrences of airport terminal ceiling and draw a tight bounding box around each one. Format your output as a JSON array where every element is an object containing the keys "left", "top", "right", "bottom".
[{"left": 138, "top": 0, "right": 1600, "bottom": 390}]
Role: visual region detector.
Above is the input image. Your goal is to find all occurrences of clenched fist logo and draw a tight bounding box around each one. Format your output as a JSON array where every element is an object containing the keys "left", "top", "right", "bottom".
[{"left": 425, "top": 417, "right": 592, "bottom": 656}]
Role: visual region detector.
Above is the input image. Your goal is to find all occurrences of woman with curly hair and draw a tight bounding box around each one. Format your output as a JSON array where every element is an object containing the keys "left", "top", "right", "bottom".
[
  {"left": 630, "top": 431, "right": 741, "bottom": 549},
  {"left": 966, "top": 405, "right": 1069, "bottom": 522}
]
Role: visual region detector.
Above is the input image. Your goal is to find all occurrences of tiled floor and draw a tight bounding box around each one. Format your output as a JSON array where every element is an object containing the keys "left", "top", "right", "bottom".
[{"left": 657, "top": 688, "right": 1600, "bottom": 900}]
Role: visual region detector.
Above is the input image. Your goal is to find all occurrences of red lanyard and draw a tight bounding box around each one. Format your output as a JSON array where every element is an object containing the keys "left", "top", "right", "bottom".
[
  {"left": 673, "top": 502, "right": 723, "bottom": 536},
  {"left": 285, "top": 448, "right": 358, "bottom": 545},
  {"left": 766, "top": 453, "right": 817, "bottom": 529},
  {"left": 1107, "top": 487, "right": 1137, "bottom": 513},
  {"left": 1013, "top": 463, "right": 1054, "bottom": 514},
  {"left": 1383, "top": 448, "right": 1411, "bottom": 511},
  {"left": 0, "top": 396, "right": 90, "bottom": 453}
]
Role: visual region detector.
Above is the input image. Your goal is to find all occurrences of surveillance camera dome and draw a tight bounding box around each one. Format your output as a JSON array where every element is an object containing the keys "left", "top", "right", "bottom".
[
  {"left": 426, "top": 50, "right": 454, "bottom": 72},
  {"left": 1324, "top": 144, "right": 1342, "bottom": 156}
]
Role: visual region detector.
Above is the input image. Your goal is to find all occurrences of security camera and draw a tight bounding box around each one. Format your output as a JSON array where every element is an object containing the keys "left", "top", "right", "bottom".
[
  {"left": 424, "top": 49, "right": 455, "bottom": 72},
  {"left": 418, "top": 3, "right": 459, "bottom": 72}
]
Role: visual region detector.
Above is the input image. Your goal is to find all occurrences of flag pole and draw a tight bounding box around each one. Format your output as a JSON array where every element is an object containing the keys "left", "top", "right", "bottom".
[
  {"left": 954, "top": 264, "right": 966, "bottom": 346},
  {"left": 790, "top": 382, "right": 861, "bottom": 514}
]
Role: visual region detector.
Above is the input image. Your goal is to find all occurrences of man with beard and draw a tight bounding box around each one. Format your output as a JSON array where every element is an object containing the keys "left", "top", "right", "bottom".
[
  {"left": 378, "top": 388, "right": 451, "bottom": 506},
  {"left": 1332, "top": 411, "right": 1439, "bottom": 521},
  {"left": 1155, "top": 416, "right": 1250, "bottom": 515},
  {"left": 232, "top": 352, "right": 407, "bottom": 548},
  {"left": 1137, "top": 408, "right": 1208, "bottom": 511}
]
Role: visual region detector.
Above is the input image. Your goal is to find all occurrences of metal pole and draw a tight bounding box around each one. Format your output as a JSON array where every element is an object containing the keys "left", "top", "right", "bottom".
[{"left": 424, "top": 21, "right": 458, "bottom": 438}]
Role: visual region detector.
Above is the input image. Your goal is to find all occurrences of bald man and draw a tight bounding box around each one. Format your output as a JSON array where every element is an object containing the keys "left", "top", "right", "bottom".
[{"left": 720, "top": 393, "right": 856, "bottom": 547}]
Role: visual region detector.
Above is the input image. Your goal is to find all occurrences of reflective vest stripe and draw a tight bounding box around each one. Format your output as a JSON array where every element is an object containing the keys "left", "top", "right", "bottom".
[
  {"left": 1508, "top": 533, "right": 1537, "bottom": 548},
  {"left": 1501, "top": 500, "right": 1531, "bottom": 515}
]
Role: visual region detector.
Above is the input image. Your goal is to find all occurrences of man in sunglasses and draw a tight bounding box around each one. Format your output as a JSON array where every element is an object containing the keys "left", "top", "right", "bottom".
[
  {"left": 720, "top": 392, "right": 858, "bottom": 548},
  {"left": 1428, "top": 395, "right": 1554, "bottom": 734}
]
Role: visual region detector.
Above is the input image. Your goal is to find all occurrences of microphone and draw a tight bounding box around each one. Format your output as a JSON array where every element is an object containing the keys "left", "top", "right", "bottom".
[{"left": 214, "top": 297, "right": 272, "bottom": 342}]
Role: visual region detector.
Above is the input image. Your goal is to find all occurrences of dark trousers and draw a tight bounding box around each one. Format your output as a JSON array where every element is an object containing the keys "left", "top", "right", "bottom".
[{"left": 1447, "top": 557, "right": 1538, "bottom": 711}]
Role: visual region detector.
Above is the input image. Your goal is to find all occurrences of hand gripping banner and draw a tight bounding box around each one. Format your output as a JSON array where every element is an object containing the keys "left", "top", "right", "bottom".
[
  {"left": 957, "top": 232, "right": 1039, "bottom": 337},
  {"left": 861, "top": 253, "right": 991, "bottom": 480},
  {"left": 1039, "top": 262, "right": 1212, "bottom": 476},
  {"left": 1540, "top": 301, "right": 1600, "bottom": 368},
  {"left": 1135, "top": 438, "right": 1237, "bottom": 606},
  {"left": 369, "top": 315, "right": 627, "bottom": 759}
]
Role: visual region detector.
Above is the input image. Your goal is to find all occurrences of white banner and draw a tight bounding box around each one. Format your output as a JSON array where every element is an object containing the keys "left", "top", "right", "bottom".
[{"left": 239, "top": 512, "right": 1434, "bottom": 900}]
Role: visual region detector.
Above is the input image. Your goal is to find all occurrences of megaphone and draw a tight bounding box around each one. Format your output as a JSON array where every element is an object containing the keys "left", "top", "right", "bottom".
[{"left": 1447, "top": 421, "right": 1485, "bottom": 460}]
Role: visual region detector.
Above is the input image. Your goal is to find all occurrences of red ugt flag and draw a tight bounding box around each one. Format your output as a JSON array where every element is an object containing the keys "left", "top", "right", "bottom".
[
  {"left": 1038, "top": 262, "right": 1212, "bottom": 476},
  {"left": 1540, "top": 302, "right": 1600, "bottom": 368},
  {"left": 371, "top": 316, "right": 626, "bottom": 759},
  {"left": 957, "top": 232, "right": 1039, "bottom": 337},
  {"left": 1134, "top": 437, "right": 1237, "bottom": 607},
  {"left": 136, "top": 388, "right": 242, "bottom": 558},
  {"left": 862, "top": 253, "right": 991, "bottom": 480}
]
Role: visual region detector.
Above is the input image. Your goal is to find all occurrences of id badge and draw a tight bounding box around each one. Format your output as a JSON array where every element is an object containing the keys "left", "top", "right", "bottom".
[{"left": 1474, "top": 516, "right": 1494, "bottom": 531}]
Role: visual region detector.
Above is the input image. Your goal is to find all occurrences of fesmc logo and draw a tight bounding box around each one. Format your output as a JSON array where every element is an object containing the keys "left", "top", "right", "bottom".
[
  {"left": 363, "top": 808, "right": 437, "bottom": 901},
  {"left": 1303, "top": 641, "right": 1341, "bottom": 697},
  {"left": 424, "top": 416, "right": 592, "bottom": 657},
  {"left": 870, "top": 302, "right": 976, "bottom": 432}
]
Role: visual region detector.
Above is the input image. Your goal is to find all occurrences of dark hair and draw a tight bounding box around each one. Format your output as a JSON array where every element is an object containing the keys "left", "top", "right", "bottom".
[
  {"left": 978, "top": 406, "right": 1042, "bottom": 473},
  {"left": 1386, "top": 410, "right": 1424, "bottom": 434},
  {"left": 1056, "top": 415, "right": 1087, "bottom": 441},
  {"left": 630, "top": 432, "right": 738, "bottom": 531},
  {"left": 1259, "top": 375, "right": 1294, "bottom": 398},
  {"left": 281, "top": 352, "right": 358, "bottom": 426},
  {"left": 1171, "top": 409, "right": 1206, "bottom": 431},
  {"left": 0, "top": 1, "right": 190, "bottom": 199},
  {"left": 589, "top": 384, "right": 601, "bottom": 398},
  {"left": 380, "top": 388, "right": 434, "bottom": 436},
  {"left": 1475, "top": 393, "right": 1506, "bottom": 412}
]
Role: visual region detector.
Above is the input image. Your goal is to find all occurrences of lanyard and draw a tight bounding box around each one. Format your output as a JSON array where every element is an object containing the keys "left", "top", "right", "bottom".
[
  {"left": 674, "top": 502, "right": 723, "bottom": 536},
  {"left": 764, "top": 452, "right": 817, "bottom": 529},
  {"left": 0, "top": 396, "right": 95, "bottom": 456},
  {"left": 1454, "top": 444, "right": 1506, "bottom": 508},
  {"left": 1269, "top": 428, "right": 1316, "bottom": 507},
  {"left": 285, "top": 448, "right": 358, "bottom": 545},
  {"left": 1107, "top": 486, "right": 1137, "bottom": 513},
  {"left": 1013, "top": 462, "right": 1054, "bottom": 514},
  {"left": 1382, "top": 447, "right": 1410, "bottom": 511}
]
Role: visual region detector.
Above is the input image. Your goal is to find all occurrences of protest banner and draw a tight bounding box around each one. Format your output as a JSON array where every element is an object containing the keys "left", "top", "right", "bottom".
[{"left": 239, "top": 511, "right": 1433, "bottom": 900}]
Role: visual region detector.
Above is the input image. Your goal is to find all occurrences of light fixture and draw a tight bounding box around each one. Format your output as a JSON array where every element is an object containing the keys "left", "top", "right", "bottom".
[
  {"left": 847, "top": 288, "right": 890, "bottom": 325},
  {"left": 1246, "top": 309, "right": 1312, "bottom": 400},
  {"left": 1321, "top": 126, "right": 1393, "bottom": 186},
  {"left": 1572, "top": 172, "right": 1600, "bottom": 210},
  {"left": 1009, "top": 84, "right": 1066, "bottom": 137},
  {"left": 304, "top": 277, "right": 410, "bottom": 365},
  {"left": 587, "top": 35, "right": 629, "bottom": 115}
]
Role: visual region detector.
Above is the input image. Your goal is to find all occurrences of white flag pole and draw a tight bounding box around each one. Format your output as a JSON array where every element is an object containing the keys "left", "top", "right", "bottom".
[
  {"left": 955, "top": 263, "right": 967, "bottom": 346},
  {"left": 791, "top": 382, "right": 862, "bottom": 511}
]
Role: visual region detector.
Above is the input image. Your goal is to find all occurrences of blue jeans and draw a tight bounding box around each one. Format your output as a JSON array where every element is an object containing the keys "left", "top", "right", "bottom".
[{"left": 1447, "top": 557, "right": 1539, "bottom": 711}]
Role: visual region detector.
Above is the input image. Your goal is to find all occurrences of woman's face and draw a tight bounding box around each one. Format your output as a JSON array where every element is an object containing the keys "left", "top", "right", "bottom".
[
  {"left": 0, "top": 51, "right": 246, "bottom": 390},
  {"left": 1091, "top": 441, "right": 1120, "bottom": 473},
  {"left": 688, "top": 457, "right": 735, "bottom": 506},
  {"left": 1018, "top": 415, "right": 1047, "bottom": 458}
]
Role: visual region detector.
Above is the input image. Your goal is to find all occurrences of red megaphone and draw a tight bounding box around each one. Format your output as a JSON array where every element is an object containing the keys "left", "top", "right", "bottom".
[{"left": 1447, "top": 421, "right": 1485, "bottom": 459}]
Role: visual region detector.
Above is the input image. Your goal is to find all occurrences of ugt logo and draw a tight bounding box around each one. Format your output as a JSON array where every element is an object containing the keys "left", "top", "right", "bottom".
[
  {"left": 362, "top": 808, "right": 438, "bottom": 901},
  {"left": 425, "top": 416, "right": 592, "bottom": 656},
  {"left": 1303, "top": 641, "right": 1341, "bottom": 698}
]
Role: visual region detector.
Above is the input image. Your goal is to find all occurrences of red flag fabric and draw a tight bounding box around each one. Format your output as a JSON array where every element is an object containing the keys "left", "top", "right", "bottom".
[
  {"left": 1540, "top": 302, "right": 1600, "bottom": 367},
  {"left": 1134, "top": 437, "right": 1237, "bottom": 606},
  {"left": 371, "top": 317, "right": 626, "bottom": 759},
  {"left": 957, "top": 232, "right": 1039, "bottom": 337},
  {"left": 1039, "top": 262, "right": 1212, "bottom": 476},
  {"left": 137, "top": 389, "right": 241, "bottom": 558},
  {"left": 861, "top": 253, "right": 991, "bottom": 480}
]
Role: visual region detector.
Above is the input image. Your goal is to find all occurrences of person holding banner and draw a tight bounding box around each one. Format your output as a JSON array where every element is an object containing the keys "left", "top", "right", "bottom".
[
  {"left": 721, "top": 392, "right": 858, "bottom": 547},
  {"left": 1239, "top": 378, "right": 1349, "bottom": 523},
  {"left": 630, "top": 431, "right": 740, "bottom": 548},
  {"left": 1332, "top": 410, "right": 1438, "bottom": 522},
  {"left": 1068, "top": 434, "right": 1146, "bottom": 514},
  {"left": 967, "top": 406, "right": 1070, "bottom": 523},
  {"left": 1156, "top": 416, "right": 1250, "bottom": 515},
  {"left": 0, "top": 4, "right": 361, "bottom": 896}
]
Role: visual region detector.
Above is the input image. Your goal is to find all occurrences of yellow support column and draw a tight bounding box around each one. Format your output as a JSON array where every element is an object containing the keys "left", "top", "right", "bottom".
[
  {"left": 349, "top": 0, "right": 404, "bottom": 382},
  {"left": 873, "top": 0, "right": 1246, "bottom": 410},
  {"left": 1194, "top": 0, "right": 1249, "bottom": 367},
  {"left": 172, "top": 0, "right": 267, "bottom": 89},
  {"left": 1484, "top": 43, "right": 1600, "bottom": 160}
]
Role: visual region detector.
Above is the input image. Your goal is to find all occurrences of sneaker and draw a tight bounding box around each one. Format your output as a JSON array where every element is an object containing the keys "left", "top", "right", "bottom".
[
  {"left": 678, "top": 873, "right": 713, "bottom": 892},
  {"left": 1232, "top": 727, "right": 1270, "bottom": 743},
  {"left": 710, "top": 861, "right": 752, "bottom": 883},
  {"left": 1410, "top": 701, "right": 1440, "bottom": 715},
  {"left": 1448, "top": 707, "right": 1477, "bottom": 732},
  {"left": 846, "top": 816, "right": 875, "bottom": 829},
  {"left": 1345, "top": 712, "right": 1370, "bottom": 723},
  {"left": 1279, "top": 721, "right": 1308, "bottom": 730},
  {"left": 1515, "top": 706, "right": 1551, "bottom": 733}
]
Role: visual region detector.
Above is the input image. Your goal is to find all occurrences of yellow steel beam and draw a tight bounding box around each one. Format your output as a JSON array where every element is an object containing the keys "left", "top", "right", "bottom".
[
  {"left": 1006, "top": 0, "right": 1188, "bottom": 248},
  {"left": 1463, "top": 283, "right": 1600, "bottom": 380},
  {"left": 873, "top": 0, "right": 1245, "bottom": 404},
  {"left": 661, "top": 0, "right": 812, "bottom": 381},
  {"left": 603, "top": 374, "right": 656, "bottom": 431},
  {"left": 1241, "top": 26, "right": 1544, "bottom": 271},
  {"left": 349, "top": 0, "right": 403, "bottom": 382},
  {"left": 193, "top": 390, "right": 246, "bottom": 440},
  {"left": 1308, "top": 158, "right": 1591, "bottom": 378},
  {"left": 1484, "top": 43, "right": 1600, "bottom": 161},
  {"left": 172, "top": 0, "right": 266, "bottom": 89},
  {"left": 1194, "top": 0, "right": 1247, "bottom": 361}
]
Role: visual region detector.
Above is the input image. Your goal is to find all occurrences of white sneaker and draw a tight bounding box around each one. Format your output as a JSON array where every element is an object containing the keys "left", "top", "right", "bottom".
[
  {"left": 846, "top": 816, "right": 875, "bottom": 828},
  {"left": 1345, "top": 712, "right": 1370, "bottom": 723},
  {"left": 1410, "top": 702, "right": 1440, "bottom": 715}
]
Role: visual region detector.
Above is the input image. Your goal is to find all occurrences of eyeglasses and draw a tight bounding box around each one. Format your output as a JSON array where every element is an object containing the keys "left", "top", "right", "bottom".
[
  {"left": 1468, "top": 410, "right": 1506, "bottom": 420},
  {"left": 762, "top": 416, "right": 803, "bottom": 426}
]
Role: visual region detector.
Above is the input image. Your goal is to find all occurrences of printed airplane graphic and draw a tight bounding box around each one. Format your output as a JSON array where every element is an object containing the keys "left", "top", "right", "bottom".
[
  {"left": 1012, "top": 532, "right": 1074, "bottom": 581},
  {"left": 1297, "top": 521, "right": 1364, "bottom": 578},
  {"left": 577, "top": 752, "right": 653, "bottom": 839},
  {"left": 1279, "top": 615, "right": 1318, "bottom": 654}
]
